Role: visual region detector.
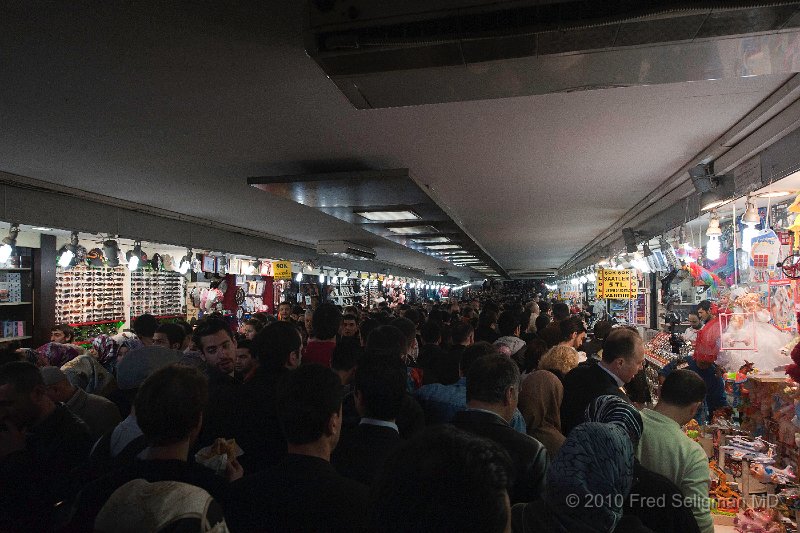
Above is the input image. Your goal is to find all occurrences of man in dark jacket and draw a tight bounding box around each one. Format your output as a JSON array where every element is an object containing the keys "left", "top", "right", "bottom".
[
  {"left": 0, "top": 361, "right": 93, "bottom": 531},
  {"left": 227, "top": 365, "right": 369, "bottom": 532},
  {"left": 560, "top": 327, "right": 644, "bottom": 436},
  {"left": 237, "top": 321, "right": 302, "bottom": 473},
  {"left": 452, "top": 354, "right": 547, "bottom": 504},
  {"left": 193, "top": 318, "right": 242, "bottom": 449},
  {"left": 332, "top": 360, "right": 403, "bottom": 484}
]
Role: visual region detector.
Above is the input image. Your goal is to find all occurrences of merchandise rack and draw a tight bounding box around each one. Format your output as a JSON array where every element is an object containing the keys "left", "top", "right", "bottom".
[
  {"left": 130, "top": 269, "right": 186, "bottom": 317},
  {"left": 55, "top": 265, "right": 126, "bottom": 325}
]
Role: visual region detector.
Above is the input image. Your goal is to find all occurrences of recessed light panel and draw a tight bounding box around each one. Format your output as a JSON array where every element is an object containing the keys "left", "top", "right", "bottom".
[
  {"left": 426, "top": 244, "right": 461, "bottom": 250},
  {"left": 355, "top": 210, "right": 421, "bottom": 221},
  {"left": 411, "top": 237, "right": 450, "bottom": 243},
  {"left": 387, "top": 225, "right": 439, "bottom": 235},
  {"left": 756, "top": 191, "right": 792, "bottom": 198}
]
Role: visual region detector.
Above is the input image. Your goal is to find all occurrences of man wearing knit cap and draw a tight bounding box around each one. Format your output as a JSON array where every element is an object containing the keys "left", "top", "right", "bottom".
[{"left": 41, "top": 366, "right": 121, "bottom": 440}]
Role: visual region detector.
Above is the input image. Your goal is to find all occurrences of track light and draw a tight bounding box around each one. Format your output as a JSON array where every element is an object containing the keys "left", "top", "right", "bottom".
[
  {"left": 691, "top": 163, "right": 734, "bottom": 211},
  {"left": 58, "top": 232, "right": 79, "bottom": 268},
  {"left": 126, "top": 241, "right": 143, "bottom": 271},
  {"left": 0, "top": 224, "right": 19, "bottom": 264},
  {"left": 178, "top": 249, "right": 193, "bottom": 274},
  {"left": 103, "top": 239, "right": 120, "bottom": 267}
]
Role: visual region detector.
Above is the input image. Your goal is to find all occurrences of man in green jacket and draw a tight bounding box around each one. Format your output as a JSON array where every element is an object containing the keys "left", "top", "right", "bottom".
[{"left": 637, "top": 369, "right": 712, "bottom": 533}]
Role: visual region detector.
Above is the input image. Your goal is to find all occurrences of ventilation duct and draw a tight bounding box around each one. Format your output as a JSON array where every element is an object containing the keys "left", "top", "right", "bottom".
[{"left": 307, "top": 0, "right": 800, "bottom": 108}]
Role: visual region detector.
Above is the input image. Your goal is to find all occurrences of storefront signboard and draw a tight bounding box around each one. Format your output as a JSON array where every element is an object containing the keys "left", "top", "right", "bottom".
[
  {"left": 596, "top": 269, "right": 637, "bottom": 300},
  {"left": 272, "top": 261, "right": 292, "bottom": 280}
]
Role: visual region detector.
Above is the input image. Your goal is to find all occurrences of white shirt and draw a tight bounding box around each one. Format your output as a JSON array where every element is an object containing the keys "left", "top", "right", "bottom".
[{"left": 359, "top": 418, "right": 399, "bottom": 433}]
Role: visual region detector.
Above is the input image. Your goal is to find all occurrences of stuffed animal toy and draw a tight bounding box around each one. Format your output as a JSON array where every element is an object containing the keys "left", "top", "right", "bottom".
[{"left": 788, "top": 340, "right": 800, "bottom": 384}]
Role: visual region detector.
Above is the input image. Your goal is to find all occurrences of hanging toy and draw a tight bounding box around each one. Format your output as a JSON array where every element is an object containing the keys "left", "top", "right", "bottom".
[
  {"left": 685, "top": 262, "right": 726, "bottom": 291},
  {"left": 660, "top": 237, "right": 681, "bottom": 270},
  {"left": 779, "top": 213, "right": 800, "bottom": 278}
]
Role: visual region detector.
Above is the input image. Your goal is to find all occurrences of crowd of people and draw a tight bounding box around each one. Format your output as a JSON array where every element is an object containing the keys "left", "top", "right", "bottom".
[{"left": 0, "top": 296, "right": 715, "bottom": 532}]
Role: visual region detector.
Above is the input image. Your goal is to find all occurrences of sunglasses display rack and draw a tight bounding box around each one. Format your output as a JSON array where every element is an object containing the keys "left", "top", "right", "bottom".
[
  {"left": 130, "top": 269, "right": 186, "bottom": 318},
  {"left": 362, "top": 282, "right": 381, "bottom": 308},
  {"left": 55, "top": 265, "right": 126, "bottom": 325}
]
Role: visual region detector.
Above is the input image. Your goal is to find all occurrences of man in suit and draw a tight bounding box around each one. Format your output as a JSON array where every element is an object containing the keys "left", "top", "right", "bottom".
[
  {"left": 560, "top": 326, "right": 644, "bottom": 436},
  {"left": 452, "top": 354, "right": 547, "bottom": 504},
  {"left": 332, "top": 360, "right": 404, "bottom": 484},
  {"left": 226, "top": 364, "right": 369, "bottom": 532}
]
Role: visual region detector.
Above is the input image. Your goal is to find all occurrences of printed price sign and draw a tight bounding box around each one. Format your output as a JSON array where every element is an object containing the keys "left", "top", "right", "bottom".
[
  {"left": 596, "top": 269, "right": 637, "bottom": 300},
  {"left": 272, "top": 261, "right": 292, "bottom": 280}
]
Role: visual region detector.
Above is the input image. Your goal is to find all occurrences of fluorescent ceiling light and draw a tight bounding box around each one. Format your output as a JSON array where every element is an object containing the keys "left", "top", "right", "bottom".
[
  {"left": 425, "top": 244, "right": 461, "bottom": 250},
  {"left": 454, "top": 260, "right": 481, "bottom": 264},
  {"left": 756, "top": 191, "right": 792, "bottom": 198},
  {"left": 387, "top": 225, "right": 439, "bottom": 235},
  {"left": 355, "top": 209, "right": 420, "bottom": 222},
  {"left": 32, "top": 227, "right": 53, "bottom": 231},
  {"left": 411, "top": 237, "right": 450, "bottom": 243}
]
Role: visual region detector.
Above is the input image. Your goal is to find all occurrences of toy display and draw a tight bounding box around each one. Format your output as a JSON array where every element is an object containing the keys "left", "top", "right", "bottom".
[
  {"left": 709, "top": 459, "right": 741, "bottom": 516},
  {"left": 750, "top": 463, "right": 797, "bottom": 485},
  {"left": 734, "top": 507, "right": 787, "bottom": 532},
  {"left": 721, "top": 436, "right": 776, "bottom": 463},
  {"left": 770, "top": 280, "right": 797, "bottom": 332},
  {"left": 717, "top": 289, "right": 793, "bottom": 377}
]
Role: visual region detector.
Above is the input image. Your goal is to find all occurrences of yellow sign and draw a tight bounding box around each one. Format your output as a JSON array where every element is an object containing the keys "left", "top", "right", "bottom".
[
  {"left": 596, "top": 269, "right": 637, "bottom": 300},
  {"left": 360, "top": 272, "right": 370, "bottom": 279},
  {"left": 272, "top": 261, "right": 292, "bottom": 280}
]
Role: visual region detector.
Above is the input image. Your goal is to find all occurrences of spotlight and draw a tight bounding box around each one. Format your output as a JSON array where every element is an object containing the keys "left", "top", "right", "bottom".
[
  {"left": 103, "top": 239, "right": 120, "bottom": 267},
  {"left": 58, "top": 232, "right": 79, "bottom": 268},
  {"left": 0, "top": 224, "right": 19, "bottom": 264},
  {"left": 622, "top": 228, "right": 640, "bottom": 253},
  {"left": 126, "top": 241, "right": 143, "bottom": 271},
  {"left": 178, "top": 249, "right": 193, "bottom": 274},
  {"left": 691, "top": 163, "right": 734, "bottom": 211}
]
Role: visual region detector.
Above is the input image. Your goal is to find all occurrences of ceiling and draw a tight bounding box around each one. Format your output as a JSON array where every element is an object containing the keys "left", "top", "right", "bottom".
[{"left": 0, "top": 2, "right": 797, "bottom": 279}]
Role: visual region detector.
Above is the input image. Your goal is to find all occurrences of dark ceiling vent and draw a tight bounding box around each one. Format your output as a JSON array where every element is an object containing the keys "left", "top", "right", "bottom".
[{"left": 306, "top": 0, "right": 800, "bottom": 108}]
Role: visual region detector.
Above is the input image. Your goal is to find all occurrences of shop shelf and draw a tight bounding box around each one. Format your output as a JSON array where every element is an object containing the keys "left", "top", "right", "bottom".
[
  {"left": 0, "top": 335, "right": 32, "bottom": 342},
  {"left": 67, "top": 319, "right": 125, "bottom": 327},
  {"left": 0, "top": 301, "right": 32, "bottom": 306}
]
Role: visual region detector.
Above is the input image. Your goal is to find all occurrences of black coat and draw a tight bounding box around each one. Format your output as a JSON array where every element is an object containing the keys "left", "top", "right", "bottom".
[
  {"left": 627, "top": 460, "right": 700, "bottom": 533},
  {"left": 332, "top": 422, "right": 401, "bottom": 485},
  {"left": 198, "top": 367, "right": 242, "bottom": 450},
  {"left": 560, "top": 363, "right": 629, "bottom": 437},
  {"left": 235, "top": 367, "right": 289, "bottom": 473},
  {"left": 226, "top": 454, "right": 369, "bottom": 533},
  {"left": 452, "top": 409, "right": 548, "bottom": 504},
  {"left": 0, "top": 405, "right": 92, "bottom": 531}
]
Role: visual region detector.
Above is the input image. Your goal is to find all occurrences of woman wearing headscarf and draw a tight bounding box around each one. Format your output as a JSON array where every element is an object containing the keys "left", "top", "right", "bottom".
[
  {"left": 511, "top": 423, "right": 652, "bottom": 532},
  {"left": 89, "top": 334, "right": 119, "bottom": 374},
  {"left": 518, "top": 370, "right": 565, "bottom": 458},
  {"left": 584, "top": 396, "right": 700, "bottom": 533}
]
